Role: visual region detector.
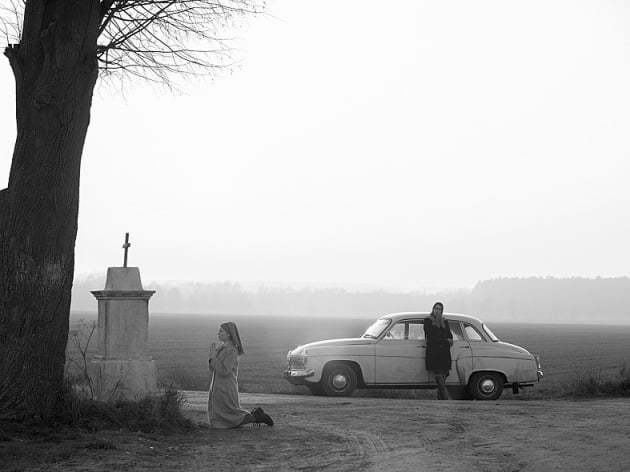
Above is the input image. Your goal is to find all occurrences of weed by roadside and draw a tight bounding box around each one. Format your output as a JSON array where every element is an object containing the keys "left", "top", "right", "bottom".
[
  {"left": 561, "top": 363, "right": 630, "bottom": 398},
  {"left": 0, "top": 384, "right": 196, "bottom": 472},
  {"left": 58, "top": 382, "right": 195, "bottom": 433}
]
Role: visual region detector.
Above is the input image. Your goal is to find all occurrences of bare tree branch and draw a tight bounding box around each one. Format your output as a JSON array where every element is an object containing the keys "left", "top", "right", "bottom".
[
  {"left": 95, "top": 0, "right": 265, "bottom": 85},
  {"left": 0, "top": 0, "right": 25, "bottom": 42},
  {"left": 2, "top": 0, "right": 265, "bottom": 87}
]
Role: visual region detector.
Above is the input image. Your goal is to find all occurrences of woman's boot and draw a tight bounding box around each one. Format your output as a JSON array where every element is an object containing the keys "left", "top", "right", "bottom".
[{"left": 251, "top": 406, "right": 274, "bottom": 426}]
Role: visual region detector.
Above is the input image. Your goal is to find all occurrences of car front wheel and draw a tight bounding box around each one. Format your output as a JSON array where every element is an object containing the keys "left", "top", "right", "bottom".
[
  {"left": 469, "top": 372, "right": 504, "bottom": 400},
  {"left": 321, "top": 362, "right": 357, "bottom": 397}
]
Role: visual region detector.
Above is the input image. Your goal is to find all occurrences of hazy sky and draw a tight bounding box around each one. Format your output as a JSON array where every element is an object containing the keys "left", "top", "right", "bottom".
[{"left": 1, "top": 1, "right": 629, "bottom": 291}]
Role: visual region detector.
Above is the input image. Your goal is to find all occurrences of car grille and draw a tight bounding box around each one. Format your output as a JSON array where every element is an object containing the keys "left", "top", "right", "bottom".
[{"left": 289, "top": 357, "right": 306, "bottom": 370}]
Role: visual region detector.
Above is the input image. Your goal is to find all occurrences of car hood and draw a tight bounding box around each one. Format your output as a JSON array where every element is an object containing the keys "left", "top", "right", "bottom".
[{"left": 291, "top": 338, "right": 371, "bottom": 354}]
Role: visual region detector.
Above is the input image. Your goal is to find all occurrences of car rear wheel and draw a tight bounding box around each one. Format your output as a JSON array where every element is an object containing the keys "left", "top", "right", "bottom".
[
  {"left": 469, "top": 372, "right": 504, "bottom": 400},
  {"left": 321, "top": 363, "right": 357, "bottom": 397},
  {"left": 308, "top": 383, "right": 326, "bottom": 396},
  {"left": 447, "top": 385, "right": 474, "bottom": 400}
]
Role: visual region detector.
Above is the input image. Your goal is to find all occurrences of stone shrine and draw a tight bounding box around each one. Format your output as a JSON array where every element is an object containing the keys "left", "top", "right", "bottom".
[{"left": 90, "top": 236, "right": 157, "bottom": 400}]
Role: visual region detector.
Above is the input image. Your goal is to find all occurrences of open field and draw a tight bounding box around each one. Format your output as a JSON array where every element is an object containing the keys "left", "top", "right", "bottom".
[
  {"left": 69, "top": 313, "right": 630, "bottom": 399},
  {"left": 4, "top": 314, "right": 628, "bottom": 471}
]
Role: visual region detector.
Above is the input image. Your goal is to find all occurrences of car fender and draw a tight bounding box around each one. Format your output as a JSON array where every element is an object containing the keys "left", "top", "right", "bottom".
[
  {"left": 306, "top": 354, "right": 372, "bottom": 384},
  {"left": 470, "top": 356, "right": 538, "bottom": 384},
  {"left": 453, "top": 350, "right": 474, "bottom": 385}
]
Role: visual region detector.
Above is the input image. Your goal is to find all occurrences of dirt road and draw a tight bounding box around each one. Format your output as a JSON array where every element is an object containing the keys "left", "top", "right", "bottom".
[
  {"left": 180, "top": 391, "right": 630, "bottom": 472},
  {"left": 6, "top": 393, "right": 627, "bottom": 471}
]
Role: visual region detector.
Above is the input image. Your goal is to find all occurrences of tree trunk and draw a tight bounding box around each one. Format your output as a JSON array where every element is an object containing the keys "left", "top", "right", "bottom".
[{"left": 0, "top": 0, "right": 100, "bottom": 422}]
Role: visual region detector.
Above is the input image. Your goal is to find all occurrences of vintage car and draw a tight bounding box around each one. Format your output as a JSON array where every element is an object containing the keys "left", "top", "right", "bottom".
[{"left": 284, "top": 312, "right": 543, "bottom": 400}]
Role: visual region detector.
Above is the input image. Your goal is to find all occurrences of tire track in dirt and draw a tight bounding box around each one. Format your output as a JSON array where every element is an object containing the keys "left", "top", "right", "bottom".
[
  {"left": 180, "top": 393, "right": 630, "bottom": 472},
  {"left": 448, "top": 419, "right": 467, "bottom": 435},
  {"left": 340, "top": 428, "right": 389, "bottom": 457},
  {"left": 292, "top": 416, "right": 467, "bottom": 472},
  {"left": 289, "top": 418, "right": 389, "bottom": 471},
  {"left": 410, "top": 411, "right": 469, "bottom": 450}
]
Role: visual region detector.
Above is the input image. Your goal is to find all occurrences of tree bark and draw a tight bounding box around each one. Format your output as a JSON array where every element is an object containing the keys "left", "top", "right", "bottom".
[{"left": 0, "top": 0, "right": 100, "bottom": 422}]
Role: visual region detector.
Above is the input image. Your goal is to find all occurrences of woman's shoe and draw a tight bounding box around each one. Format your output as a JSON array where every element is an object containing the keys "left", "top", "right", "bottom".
[
  {"left": 435, "top": 374, "right": 450, "bottom": 400},
  {"left": 251, "top": 406, "right": 274, "bottom": 426}
]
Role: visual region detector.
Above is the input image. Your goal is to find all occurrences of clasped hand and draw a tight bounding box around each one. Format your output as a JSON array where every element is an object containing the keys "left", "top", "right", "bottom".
[{"left": 209, "top": 342, "right": 217, "bottom": 359}]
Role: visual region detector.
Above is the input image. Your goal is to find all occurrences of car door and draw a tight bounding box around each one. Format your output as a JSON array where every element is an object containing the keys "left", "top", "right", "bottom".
[
  {"left": 444, "top": 320, "right": 473, "bottom": 384},
  {"left": 461, "top": 320, "right": 496, "bottom": 375},
  {"left": 374, "top": 319, "right": 429, "bottom": 384}
]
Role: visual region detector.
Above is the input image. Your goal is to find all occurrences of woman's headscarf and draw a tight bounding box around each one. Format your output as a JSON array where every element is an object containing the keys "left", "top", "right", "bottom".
[
  {"left": 429, "top": 302, "right": 445, "bottom": 329},
  {"left": 220, "top": 321, "right": 245, "bottom": 355}
]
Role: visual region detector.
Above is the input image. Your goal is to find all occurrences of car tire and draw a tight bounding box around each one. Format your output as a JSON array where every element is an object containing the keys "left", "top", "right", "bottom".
[
  {"left": 468, "top": 372, "right": 504, "bottom": 400},
  {"left": 321, "top": 362, "right": 357, "bottom": 397},
  {"left": 308, "top": 383, "right": 326, "bottom": 396},
  {"left": 447, "top": 385, "right": 474, "bottom": 400}
]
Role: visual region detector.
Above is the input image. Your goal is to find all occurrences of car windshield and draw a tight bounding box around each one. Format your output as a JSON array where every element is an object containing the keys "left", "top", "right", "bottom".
[
  {"left": 482, "top": 323, "right": 499, "bottom": 342},
  {"left": 362, "top": 318, "right": 391, "bottom": 338}
]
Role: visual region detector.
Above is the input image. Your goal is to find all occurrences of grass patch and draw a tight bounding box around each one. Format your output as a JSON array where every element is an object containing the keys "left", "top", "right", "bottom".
[
  {"left": 561, "top": 363, "right": 630, "bottom": 398},
  {"left": 84, "top": 439, "right": 116, "bottom": 450},
  {"left": 0, "top": 384, "right": 196, "bottom": 471},
  {"left": 58, "top": 384, "right": 195, "bottom": 433}
]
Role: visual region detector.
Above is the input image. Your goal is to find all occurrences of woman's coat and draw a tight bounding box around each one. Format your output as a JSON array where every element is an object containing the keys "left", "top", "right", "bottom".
[
  {"left": 424, "top": 317, "right": 453, "bottom": 375},
  {"left": 207, "top": 342, "right": 250, "bottom": 428}
]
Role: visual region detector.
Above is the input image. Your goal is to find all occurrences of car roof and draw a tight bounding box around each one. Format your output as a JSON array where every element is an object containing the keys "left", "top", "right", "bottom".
[{"left": 380, "top": 312, "right": 484, "bottom": 325}]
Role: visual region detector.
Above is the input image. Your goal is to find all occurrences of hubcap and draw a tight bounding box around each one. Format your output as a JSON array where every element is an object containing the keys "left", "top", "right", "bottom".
[
  {"left": 332, "top": 374, "right": 348, "bottom": 390},
  {"left": 480, "top": 378, "right": 496, "bottom": 394}
]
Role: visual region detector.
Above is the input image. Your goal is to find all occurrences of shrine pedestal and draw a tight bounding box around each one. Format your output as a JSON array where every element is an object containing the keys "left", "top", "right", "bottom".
[{"left": 90, "top": 267, "right": 157, "bottom": 401}]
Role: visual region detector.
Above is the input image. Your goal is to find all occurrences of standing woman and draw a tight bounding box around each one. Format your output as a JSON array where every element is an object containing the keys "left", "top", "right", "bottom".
[
  {"left": 207, "top": 321, "right": 273, "bottom": 428},
  {"left": 424, "top": 302, "right": 453, "bottom": 400}
]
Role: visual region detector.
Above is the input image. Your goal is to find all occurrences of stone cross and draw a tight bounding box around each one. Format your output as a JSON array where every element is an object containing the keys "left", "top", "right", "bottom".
[
  {"left": 122, "top": 232, "right": 131, "bottom": 268},
  {"left": 91, "top": 266, "right": 156, "bottom": 401}
]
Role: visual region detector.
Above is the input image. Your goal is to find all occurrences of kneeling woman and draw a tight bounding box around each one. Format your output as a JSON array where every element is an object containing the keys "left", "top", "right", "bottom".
[{"left": 207, "top": 321, "right": 273, "bottom": 428}]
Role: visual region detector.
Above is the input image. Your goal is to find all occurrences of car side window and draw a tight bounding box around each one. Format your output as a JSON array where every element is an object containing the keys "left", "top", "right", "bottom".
[
  {"left": 384, "top": 321, "right": 425, "bottom": 340},
  {"left": 448, "top": 321, "right": 464, "bottom": 341},
  {"left": 385, "top": 322, "right": 406, "bottom": 340},
  {"left": 464, "top": 323, "right": 485, "bottom": 342},
  {"left": 408, "top": 320, "right": 425, "bottom": 340}
]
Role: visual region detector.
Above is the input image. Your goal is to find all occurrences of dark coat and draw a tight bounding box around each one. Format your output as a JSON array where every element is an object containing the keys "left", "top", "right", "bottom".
[{"left": 424, "top": 317, "right": 453, "bottom": 375}]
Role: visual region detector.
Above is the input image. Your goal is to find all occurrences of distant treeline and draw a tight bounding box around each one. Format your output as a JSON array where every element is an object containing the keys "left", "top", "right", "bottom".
[{"left": 71, "top": 275, "right": 630, "bottom": 324}]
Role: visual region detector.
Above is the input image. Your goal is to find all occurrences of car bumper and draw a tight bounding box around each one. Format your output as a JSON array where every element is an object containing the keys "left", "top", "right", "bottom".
[
  {"left": 283, "top": 369, "right": 315, "bottom": 385},
  {"left": 534, "top": 355, "right": 543, "bottom": 381}
]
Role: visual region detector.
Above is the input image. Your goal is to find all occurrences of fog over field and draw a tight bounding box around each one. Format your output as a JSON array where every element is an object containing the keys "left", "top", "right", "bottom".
[
  {"left": 66, "top": 312, "right": 630, "bottom": 399},
  {"left": 3, "top": 1, "right": 629, "bottom": 297},
  {"left": 72, "top": 275, "right": 630, "bottom": 325}
]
